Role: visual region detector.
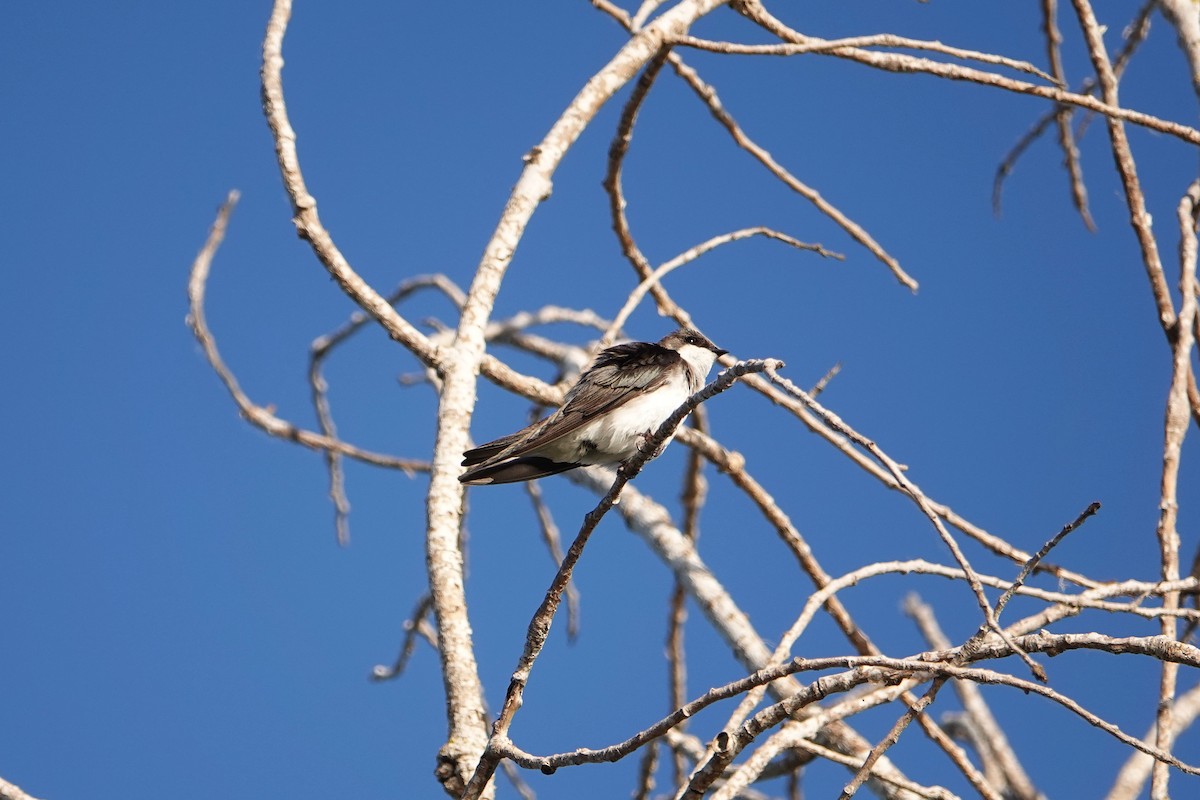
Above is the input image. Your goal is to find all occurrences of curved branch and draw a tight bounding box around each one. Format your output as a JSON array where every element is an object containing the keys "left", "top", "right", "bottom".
[
  {"left": 601, "top": 227, "right": 840, "bottom": 350},
  {"left": 261, "top": 3, "right": 439, "bottom": 368}
]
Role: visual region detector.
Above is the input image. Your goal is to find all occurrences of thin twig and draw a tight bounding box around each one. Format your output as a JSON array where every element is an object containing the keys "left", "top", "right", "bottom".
[
  {"left": 633, "top": 738, "right": 660, "bottom": 800},
  {"left": 499, "top": 759, "right": 537, "bottom": 800},
  {"left": 1041, "top": 0, "right": 1097, "bottom": 231},
  {"left": 309, "top": 274, "right": 463, "bottom": 545},
  {"left": 994, "top": 501, "right": 1101, "bottom": 618},
  {"left": 371, "top": 594, "right": 437, "bottom": 682},
  {"left": 312, "top": 275, "right": 466, "bottom": 362},
  {"left": 603, "top": 46, "right": 675, "bottom": 323},
  {"left": 600, "top": 228, "right": 840, "bottom": 351},
  {"left": 792, "top": 737, "right": 959, "bottom": 800},
  {"left": 810, "top": 363, "right": 842, "bottom": 398},
  {"left": 839, "top": 679, "right": 947, "bottom": 800},
  {"left": 525, "top": 478, "right": 581, "bottom": 642}
]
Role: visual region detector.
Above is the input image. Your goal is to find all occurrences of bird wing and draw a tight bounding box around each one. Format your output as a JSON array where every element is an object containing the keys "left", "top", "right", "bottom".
[{"left": 463, "top": 341, "right": 681, "bottom": 467}]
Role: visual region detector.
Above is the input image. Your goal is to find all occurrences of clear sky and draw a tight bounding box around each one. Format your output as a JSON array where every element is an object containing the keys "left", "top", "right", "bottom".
[{"left": 2, "top": 2, "right": 1198, "bottom": 799}]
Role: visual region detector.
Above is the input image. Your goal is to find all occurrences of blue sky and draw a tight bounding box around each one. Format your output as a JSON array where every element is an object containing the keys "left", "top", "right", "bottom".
[{"left": 3, "top": 2, "right": 1198, "bottom": 798}]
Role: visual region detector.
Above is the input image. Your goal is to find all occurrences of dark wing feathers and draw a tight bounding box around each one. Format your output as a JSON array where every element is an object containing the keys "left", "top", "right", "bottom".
[
  {"left": 462, "top": 342, "right": 680, "bottom": 468},
  {"left": 459, "top": 457, "right": 579, "bottom": 486},
  {"left": 560, "top": 341, "right": 680, "bottom": 419}
]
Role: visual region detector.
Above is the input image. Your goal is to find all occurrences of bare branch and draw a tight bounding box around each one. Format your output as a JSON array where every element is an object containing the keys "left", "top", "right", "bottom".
[
  {"left": 0, "top": 778, "right": 44, "bottom": 800},
  {"left": 525, "top": 478, "right": 581, "bottom": 641},
  {"left": 993, "top": 501, "right": 1102, "bottom": 618},
  {"left": 1067, "top": 0, "right": 1175, "bottom": 335},
  {"left": 498, "top": 760, "right": 537, "bottom": 800},
  {"left": 677, "top": 30, "right": 1059, "bottom": 81},
  {"left": 633, "top": 737, "right": 660, "bottom": 800},
  {"left": 1148, "top": 177, "right": 1200, "bottom": 798},
  {"left": 732, "top": 0, "right": 1200, "bottom": 146},
  {"left": 261, "top": 3, "right": 442, "bottom": 370},
  {"left": 261, "top": 5, "right": 494, "bottom": 789},
  {"left": 809, "top": 362, "right": 842, "bottom": 398}
]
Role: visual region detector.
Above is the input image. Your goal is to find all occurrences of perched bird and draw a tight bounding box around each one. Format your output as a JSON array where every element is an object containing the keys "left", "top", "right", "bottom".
[{"left": 460, "top": 328, "right": 727, "bottom": 485}]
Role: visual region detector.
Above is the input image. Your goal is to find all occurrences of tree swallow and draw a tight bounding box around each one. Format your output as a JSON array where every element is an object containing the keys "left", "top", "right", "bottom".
[{"left": 459, "top": 328, "right": 727, "bottom": 485}]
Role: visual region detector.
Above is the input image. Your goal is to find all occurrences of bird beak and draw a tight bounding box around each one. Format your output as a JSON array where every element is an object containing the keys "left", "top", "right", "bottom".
[{"left": 714, "top": 347, "right": 729, "bottom": 357}]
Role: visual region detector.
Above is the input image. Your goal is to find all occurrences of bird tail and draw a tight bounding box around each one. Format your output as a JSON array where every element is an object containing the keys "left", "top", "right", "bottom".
[{"left": 459, "top": 457, "right": 579, "bottom": 485}]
